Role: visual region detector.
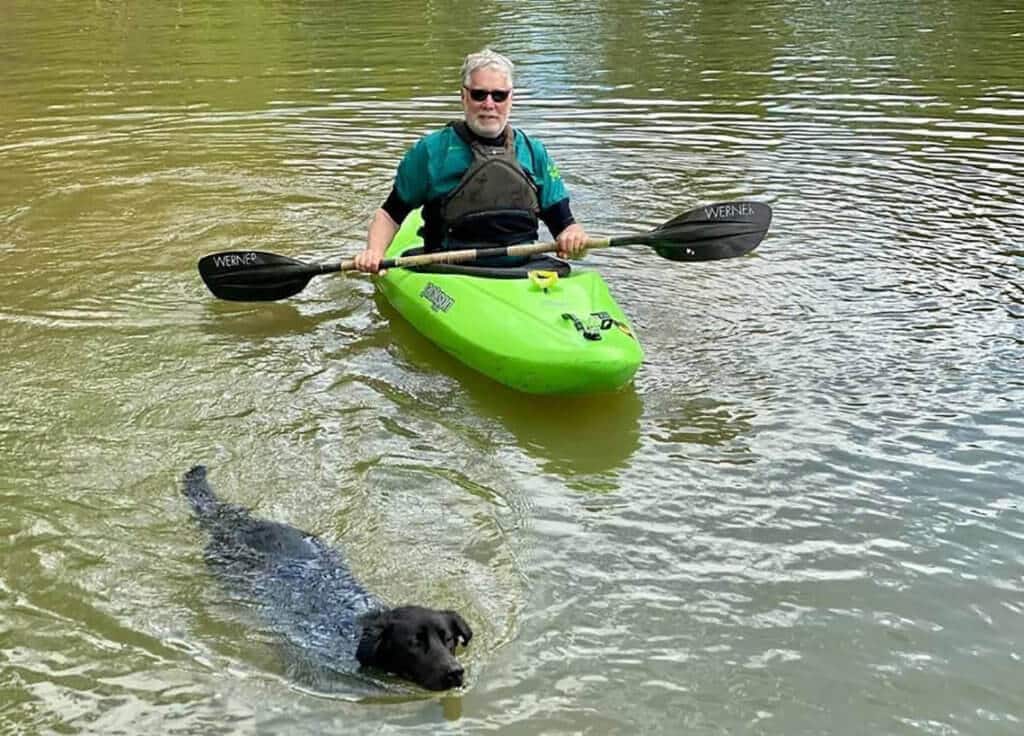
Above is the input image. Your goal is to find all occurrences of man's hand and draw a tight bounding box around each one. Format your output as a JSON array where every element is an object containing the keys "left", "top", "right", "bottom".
[
  {"left": 353, "top": 248, "right": 385, "bottom": 274},
  {"left": 556, "top": 223, "right": 588, "bottom": 259},
  {"left": 355, "top": 209, "right": 400, "bottom": 274}
]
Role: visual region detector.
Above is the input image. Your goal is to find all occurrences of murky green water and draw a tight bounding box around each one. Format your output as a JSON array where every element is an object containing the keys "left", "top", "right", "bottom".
[{"left": 2, "top": 1, "right": 1022, "bottom": 733}]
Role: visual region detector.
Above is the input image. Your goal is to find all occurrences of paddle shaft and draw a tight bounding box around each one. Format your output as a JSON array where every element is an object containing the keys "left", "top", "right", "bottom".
[{"left": 336, "top": 238, "right": 614, "bottom": 273}]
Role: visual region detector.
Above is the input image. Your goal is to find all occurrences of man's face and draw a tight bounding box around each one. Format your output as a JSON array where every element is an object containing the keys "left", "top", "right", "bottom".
[{"left": 461, "top": 67, "right": 512, "bottom": 138}]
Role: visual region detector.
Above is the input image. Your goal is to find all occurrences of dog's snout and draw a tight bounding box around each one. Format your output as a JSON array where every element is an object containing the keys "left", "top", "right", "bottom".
[{"left": 444, "top": 663, "right": 464, "bottom": 688}]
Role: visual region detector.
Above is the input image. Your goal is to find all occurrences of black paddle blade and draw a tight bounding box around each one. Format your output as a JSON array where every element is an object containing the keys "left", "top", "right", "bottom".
[
  {"left": 640, "top": 201, "right": 773, "bottom": 261},
  {"left": 197, "top": 251, "right": 321, "bottom": 301}
]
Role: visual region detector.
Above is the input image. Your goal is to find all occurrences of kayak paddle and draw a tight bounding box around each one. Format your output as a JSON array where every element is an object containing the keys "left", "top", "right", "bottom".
[{"left": 198, "top": 200, "right": 772, "bottom": 302}]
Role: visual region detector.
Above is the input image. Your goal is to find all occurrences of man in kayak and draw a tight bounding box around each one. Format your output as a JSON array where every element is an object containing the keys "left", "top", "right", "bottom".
[{"left": 353, "top": 48, "right": 588, "bottom": 273}]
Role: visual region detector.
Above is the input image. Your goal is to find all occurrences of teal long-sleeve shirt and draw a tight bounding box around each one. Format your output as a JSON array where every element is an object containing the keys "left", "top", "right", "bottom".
[{"left": 381, "top": 124, "right": 576, "bottom": 248}]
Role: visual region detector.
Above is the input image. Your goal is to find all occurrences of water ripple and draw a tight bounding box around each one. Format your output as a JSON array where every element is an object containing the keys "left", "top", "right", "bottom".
[{"left": 2, "top": 0, "right": 1023, "bottom": 733}]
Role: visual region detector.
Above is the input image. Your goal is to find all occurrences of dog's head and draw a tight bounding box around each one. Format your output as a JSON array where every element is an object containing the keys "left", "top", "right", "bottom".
[{"left": 355, "top": 606, "right": 473, "bottom": 691}]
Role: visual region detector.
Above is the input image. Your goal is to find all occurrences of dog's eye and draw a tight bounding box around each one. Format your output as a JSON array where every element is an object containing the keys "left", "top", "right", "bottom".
[{"left": 440, "top": 629, "right": 457, "bottom": 650}]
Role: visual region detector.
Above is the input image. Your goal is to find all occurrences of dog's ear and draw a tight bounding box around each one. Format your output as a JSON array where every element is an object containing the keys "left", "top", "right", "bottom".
[
  {"left": 355, "top": 612, "right": 390, "bottom": 666},
  {"left": 444, "top": 610, "right": 473, "bottom": 647}
]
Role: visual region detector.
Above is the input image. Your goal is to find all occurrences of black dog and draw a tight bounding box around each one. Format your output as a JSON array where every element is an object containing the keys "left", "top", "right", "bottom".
[{"left": 182, "top": 465, "right": 472, "bottom": 691}]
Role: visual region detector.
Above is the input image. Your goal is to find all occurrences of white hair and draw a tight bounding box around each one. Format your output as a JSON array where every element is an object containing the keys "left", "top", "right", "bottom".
[{"left": 460, "top": 48, "right": 514, "bottom": 87}]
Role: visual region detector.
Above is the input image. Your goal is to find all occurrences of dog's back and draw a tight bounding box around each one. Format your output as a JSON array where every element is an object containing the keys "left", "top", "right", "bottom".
[
  {"left": 182, "top": 466, "right": 471, "bottom": 691},
  {"left": 182, "top": 465, "right": 379, "bottom": 672}
]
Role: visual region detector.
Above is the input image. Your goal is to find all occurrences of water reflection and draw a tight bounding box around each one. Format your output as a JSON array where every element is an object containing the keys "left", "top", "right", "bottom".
[
  {"left": 647, "top": 396, "right": 755, "bottom": 452},
  {"left": 200, "top": 300, "right": 329, "bottom": 339},
  {"left": 475, "top": 384, "right": 644, "bottom": 479},
  {"left": 375, "top": 295, "right": 643, "bottom": 477},
  {"left": 3, "top": 0, "right": 1024, "bottom": 732}
]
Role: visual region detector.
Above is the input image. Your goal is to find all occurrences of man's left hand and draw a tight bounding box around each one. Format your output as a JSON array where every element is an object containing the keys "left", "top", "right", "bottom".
[{"left": 556, "top": 223, "right": 589, "bottom": 259}]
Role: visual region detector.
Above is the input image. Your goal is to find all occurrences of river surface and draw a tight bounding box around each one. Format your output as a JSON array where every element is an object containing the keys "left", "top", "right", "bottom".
[{"left": 2, "top": 1, "right": 1022, "bottom": 734}]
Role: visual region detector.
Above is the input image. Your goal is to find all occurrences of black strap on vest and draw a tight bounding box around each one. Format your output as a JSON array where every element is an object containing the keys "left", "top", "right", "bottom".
[
  {"left": 447, "top": 121, "right": 540, "bottom": 178},
  {"left": 447, "top": 122, "right": 539, "bottom": 183}
]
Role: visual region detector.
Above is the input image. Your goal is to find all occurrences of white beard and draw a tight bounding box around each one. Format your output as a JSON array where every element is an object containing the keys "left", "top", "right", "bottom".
[{"left": 466, "top": 116, "right": 505, "bottom": 138}]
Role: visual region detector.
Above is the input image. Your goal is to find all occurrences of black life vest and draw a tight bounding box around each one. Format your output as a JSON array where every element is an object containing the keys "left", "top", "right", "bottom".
[{"left": 439, "top": 120, "right": 540, "bottom": 249}]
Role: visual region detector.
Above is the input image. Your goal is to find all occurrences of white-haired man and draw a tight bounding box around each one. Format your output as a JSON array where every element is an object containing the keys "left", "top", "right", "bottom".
[{"left": 354, "top": 48, "right": 588, "bottom": 272}]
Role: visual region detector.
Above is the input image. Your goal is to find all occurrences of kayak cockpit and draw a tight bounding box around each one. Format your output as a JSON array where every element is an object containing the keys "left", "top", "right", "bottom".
[{"left": 397, "top": 247, "right": 571, "bottom": 280}]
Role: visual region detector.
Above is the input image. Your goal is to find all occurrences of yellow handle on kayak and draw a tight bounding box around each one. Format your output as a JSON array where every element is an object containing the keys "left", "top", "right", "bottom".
[{"left": 528, "top": 270, "right": 559, "bottom": 291}]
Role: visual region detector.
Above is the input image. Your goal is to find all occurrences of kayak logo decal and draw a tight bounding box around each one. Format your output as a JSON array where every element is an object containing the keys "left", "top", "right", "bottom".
[{"left": 420, "top": 282, "right": 454, "bottom": 313}]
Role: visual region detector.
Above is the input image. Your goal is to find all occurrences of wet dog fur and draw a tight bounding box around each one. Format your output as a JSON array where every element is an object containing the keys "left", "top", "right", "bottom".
[{"left": 181, "top": 465, "right": 472, "bottom": 691}]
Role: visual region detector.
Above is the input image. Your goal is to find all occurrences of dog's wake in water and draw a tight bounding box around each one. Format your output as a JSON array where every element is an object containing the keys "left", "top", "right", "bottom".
[{"left": 182, "top": 465, "right": 472, "bottom": 693}]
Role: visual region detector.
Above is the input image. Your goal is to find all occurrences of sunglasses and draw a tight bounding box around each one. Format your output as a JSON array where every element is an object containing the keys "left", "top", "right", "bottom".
[{"left": 464, "top": 87, "right": 511, "bottom": 103}]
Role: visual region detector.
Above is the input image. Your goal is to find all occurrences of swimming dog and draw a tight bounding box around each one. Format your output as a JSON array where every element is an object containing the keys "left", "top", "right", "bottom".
[{"left": 182, "top": 465, "right": 472, "bottom": 691}]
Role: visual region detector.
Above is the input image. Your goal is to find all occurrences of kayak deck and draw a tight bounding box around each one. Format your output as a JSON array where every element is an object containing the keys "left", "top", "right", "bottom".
[{"left": 376, "top": 211, "right": 643, "bottom": 394}]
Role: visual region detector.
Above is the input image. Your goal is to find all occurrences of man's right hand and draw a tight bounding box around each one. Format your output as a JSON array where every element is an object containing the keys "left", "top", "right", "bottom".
[
  {"left": 353, "top": 248, "right": 385, "bottom": 274},
  {"left": 357, "top": 208, "right": 401, "bottom": 274}
]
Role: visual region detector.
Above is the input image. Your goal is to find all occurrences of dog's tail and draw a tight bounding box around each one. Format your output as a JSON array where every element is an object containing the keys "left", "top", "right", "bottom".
[{"left": 182, "top": 465, "right": 219, "bottom": 516}]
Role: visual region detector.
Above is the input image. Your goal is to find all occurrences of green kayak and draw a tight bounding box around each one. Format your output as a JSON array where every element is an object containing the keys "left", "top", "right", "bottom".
[{"left": 376, "top": 210, "right": 643, "bottom": 395}]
